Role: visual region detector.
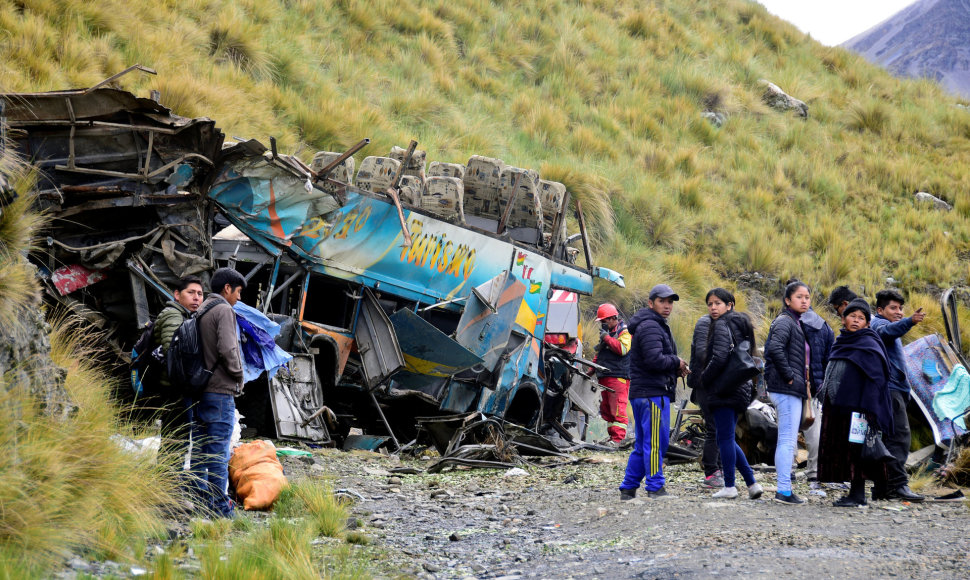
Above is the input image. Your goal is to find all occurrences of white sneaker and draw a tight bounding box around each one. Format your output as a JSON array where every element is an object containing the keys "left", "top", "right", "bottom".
[
  {"left": 748, "top": 483, "right": 764, "bottom": 500},
  {"left": 713, "top": 486, "right": 738, "bottom": 499}
]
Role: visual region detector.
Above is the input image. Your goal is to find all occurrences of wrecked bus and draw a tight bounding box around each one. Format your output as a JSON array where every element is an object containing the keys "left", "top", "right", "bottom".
[
  {"left": 2, "top": 74, "right": 622, "bottom": 450},
  {"left": 207, "top": 138, "right": 623, "bottom": 447}
]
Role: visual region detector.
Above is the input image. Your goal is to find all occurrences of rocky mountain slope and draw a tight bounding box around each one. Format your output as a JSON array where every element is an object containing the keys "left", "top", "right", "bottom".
[{"left": 844, "top": 0, "right": 970, "bottom": 98}]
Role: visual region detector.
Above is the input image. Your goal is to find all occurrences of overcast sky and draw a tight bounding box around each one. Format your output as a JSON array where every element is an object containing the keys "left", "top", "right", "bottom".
[{"left": 757, "top": 0, "right": 917, "bottom": 46}]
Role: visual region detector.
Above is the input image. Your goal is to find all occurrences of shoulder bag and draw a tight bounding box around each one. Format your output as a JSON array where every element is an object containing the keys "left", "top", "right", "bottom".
[
  {"left": 799, "top": 364, "right": 815, "bottom": 430},
  {"left": 712, "top": 339, "right": 761, "bottom": 395}
]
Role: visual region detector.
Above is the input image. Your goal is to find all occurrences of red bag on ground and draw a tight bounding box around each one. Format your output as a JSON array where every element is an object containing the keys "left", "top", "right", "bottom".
[{"left": 229, "top": 440, "right": 287, "bottom": 510}]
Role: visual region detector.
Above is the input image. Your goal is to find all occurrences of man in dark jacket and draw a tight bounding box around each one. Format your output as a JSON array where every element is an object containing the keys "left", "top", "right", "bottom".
[
  {"left": 870, "top": 289, "right": 925, "bottom": 502},
  {"left": 800, "top": 306, "right": 834, "bottom": 485},
  {"left": 190, "top": 267, "right": 246, "bottom": 518},
  {"left": 594, "top": 303, "right": 632, "bottom": 446},
  {"left": 149, "top": 275, "right": 204, "bottom": 459},
  {"left": 619, "top": 284, "right": 688, "bottom": 500},
  {"left": 827, "top": 286, "right": 858, "bottom": 317}
]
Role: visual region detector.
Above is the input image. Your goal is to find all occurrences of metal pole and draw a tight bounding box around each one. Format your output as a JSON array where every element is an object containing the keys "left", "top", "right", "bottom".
[{"left": 369, "top": 391, "right": 400, "bottom": 452}]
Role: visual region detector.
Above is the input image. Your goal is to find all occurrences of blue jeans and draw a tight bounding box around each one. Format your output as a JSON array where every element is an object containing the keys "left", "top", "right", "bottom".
[
  {"left": 769, "top": 392, "right": 802, "bottom": 493},
  {"left": 189, "top": 392, "right": 235, "bottom": 517},
  {"left": 621, "top": 397, "right": 669, "bottom": 492},
  {"left": 711, "top": 406, "right": 755, "bottom": 488}
]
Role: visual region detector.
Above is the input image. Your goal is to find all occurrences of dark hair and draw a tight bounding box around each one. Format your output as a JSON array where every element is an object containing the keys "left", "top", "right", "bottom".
[
  {"left": 210, "top": 267, "right": 246, "bottom": 294},
  {"left": 875, "top": 289, "right": 905, "bottom": 310},
  {"left": 784, "top": 277, "right": 801, "bottom": 286},
  {"left": 175, "top": 275, "right": 203, "bottom": 293},
  {"left": 827, "top": 285, "right": 857, "bottom": 307},
  {"left": 705, "top": 287, "right": 735, "bottom": 308},
  {"left": 843, "top": 298, "right": 872, "bottom": 322},
  {"left": 784, "top": 281, "right": 810, "bottom": 300}
]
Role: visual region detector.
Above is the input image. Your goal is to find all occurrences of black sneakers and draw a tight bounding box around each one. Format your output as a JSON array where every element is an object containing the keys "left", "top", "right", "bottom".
[
  {"left": 647, "top": 487, "right": 669, "bottom": 498},
  {"left": 773, "top": 491, "right": 806, "bottom": 505},
  {"left": 620, "top": 487, "right": 637, "bottom": 501}
]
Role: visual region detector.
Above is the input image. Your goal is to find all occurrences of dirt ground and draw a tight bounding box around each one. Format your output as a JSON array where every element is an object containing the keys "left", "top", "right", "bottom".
[{"left": 295, "top": 446, "right": 970, "bottom": 579}]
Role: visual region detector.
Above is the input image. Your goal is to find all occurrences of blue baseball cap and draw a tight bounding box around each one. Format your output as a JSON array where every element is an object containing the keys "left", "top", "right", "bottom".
[{"left": 649, "top": 284, "right": 680, "bottom": 301}]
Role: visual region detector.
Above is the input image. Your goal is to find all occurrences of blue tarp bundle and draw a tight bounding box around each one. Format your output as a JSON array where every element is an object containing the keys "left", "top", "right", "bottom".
[{"left": 234, "top": 301, "right": 293, "bottom": 383}]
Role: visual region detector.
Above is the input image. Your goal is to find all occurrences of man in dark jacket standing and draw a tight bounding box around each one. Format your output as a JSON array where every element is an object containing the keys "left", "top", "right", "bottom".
[
  {"left": 871, "top": 289, "right": 925, "bottom": 502},
  {"left": 619, "top": 284, "right": 689, "bottom": 500},
  {"left": 800, "top": 306, "right": 834, "bottom": 486},
  {"left": 149, "top": 275, "right": 204, "bottom": 459},
  {"left": 190, "top": 267, "right": 246, "bottom": 518}
]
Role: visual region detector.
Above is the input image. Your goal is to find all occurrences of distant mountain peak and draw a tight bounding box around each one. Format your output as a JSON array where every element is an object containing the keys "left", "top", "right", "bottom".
[{"left": 844, "top": 0, "right": 970, "bottom": 98}]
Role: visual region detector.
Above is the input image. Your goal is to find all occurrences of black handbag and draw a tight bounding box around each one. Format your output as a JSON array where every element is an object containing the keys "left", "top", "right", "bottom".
[
  {"left": 861, "top": 428, "right": 894, "bottom": 463},
  {"left": 710, "top": 340, "right": 761, "bottom": 395}
]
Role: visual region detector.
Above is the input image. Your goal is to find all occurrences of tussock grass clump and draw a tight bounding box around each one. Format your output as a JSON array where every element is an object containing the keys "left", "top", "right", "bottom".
[
  {"left": 0, "top": 143, "right": 179, "bottom": 574},
  {"left": 275, "top": 480, "right": 349, "bottom": 538}
]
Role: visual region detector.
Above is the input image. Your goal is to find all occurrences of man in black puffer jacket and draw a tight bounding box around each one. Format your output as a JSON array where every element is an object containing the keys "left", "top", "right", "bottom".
[{"left": 619, "top": 284, "right": 689, "bottom": 500}]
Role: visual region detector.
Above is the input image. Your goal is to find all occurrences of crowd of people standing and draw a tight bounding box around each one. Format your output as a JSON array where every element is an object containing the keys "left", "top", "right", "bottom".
[{"left": 602, "top": 279, "right": 927, "bottom": 507}]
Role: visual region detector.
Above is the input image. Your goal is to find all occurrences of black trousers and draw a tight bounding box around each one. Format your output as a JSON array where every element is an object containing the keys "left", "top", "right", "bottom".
[
  {"left": 700, "top": 405, "right": 721, "bottom": 476},
  {"left": 882, "top": 390, "right": 912, "bottom": 489}
]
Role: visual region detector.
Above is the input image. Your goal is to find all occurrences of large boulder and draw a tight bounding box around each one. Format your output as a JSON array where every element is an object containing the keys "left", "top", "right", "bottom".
[
  {"left": 914, "top": 191, "right": 952, "bottom": 211},
  {"left": 759, "top": 80, "right": 808, "bottom": 118}
]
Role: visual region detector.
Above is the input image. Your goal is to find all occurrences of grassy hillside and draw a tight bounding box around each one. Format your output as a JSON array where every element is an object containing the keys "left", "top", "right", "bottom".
[{"left": 3, "top": 0, "right": 970, "bottom": 345}]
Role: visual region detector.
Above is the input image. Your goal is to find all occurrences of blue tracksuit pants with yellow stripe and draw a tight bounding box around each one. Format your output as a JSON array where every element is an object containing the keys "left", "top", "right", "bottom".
[{"left": 620, "top": 396, "right": 670, "bottom": 492}]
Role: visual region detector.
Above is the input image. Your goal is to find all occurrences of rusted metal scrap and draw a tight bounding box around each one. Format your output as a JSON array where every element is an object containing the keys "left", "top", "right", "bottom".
[{"left": 2, "top": 72, "right": 224, "bottom": 345}]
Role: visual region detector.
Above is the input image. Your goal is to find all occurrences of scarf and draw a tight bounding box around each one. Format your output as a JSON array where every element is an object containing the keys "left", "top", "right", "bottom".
[{"left": 828, "top": 327, "right": 894, "bottom": 433}]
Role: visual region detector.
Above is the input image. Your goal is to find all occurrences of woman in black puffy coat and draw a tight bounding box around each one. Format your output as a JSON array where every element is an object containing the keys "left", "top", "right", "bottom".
[
  {"left": 699, "top": 288, "right": 763, "bottom": 500},
  {"left": 763, "top": 281, "right": 812, "bottom": 505}
]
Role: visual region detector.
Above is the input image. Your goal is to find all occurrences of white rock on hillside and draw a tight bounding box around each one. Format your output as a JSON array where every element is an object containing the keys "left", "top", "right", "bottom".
[
  {"left": 759, "top": 80, "right": 809, "bottom": 118},
  {"left": 915, "top": 191, "right": 952, "bottom": 211}
]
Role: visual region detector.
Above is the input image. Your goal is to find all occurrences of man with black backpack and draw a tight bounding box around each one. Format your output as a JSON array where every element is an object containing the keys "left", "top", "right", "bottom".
[
  {"left": 149, "top": 275, "right": 204, "bottom": 455},
  {"left": 188, "top": 267, "right": 245, "bottom": 518}
]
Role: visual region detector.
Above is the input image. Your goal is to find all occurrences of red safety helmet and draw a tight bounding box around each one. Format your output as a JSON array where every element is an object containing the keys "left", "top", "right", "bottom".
[{"left": 596, "top": 303, "right": 618, "bottom": 321}]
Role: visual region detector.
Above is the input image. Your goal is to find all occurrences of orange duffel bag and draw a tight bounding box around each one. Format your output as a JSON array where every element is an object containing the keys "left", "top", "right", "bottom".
[{"left": 229, "top": 440, "right": 288, "bottom": 510}]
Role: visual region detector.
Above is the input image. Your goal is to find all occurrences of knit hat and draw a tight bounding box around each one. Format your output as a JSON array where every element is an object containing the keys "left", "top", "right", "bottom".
[{"left": 842, "top": 298, "right": 872, "bottom": 322}]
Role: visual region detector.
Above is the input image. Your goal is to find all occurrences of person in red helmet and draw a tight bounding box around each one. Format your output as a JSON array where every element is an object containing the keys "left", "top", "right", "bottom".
[{"left": 594, "top": 303, "right": 632, "bottom": 447}]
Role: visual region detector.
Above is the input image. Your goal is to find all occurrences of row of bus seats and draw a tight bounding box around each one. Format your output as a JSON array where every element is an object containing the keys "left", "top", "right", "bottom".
[{"left": 309, "top": 148, "right": 567, "bottom": 248}]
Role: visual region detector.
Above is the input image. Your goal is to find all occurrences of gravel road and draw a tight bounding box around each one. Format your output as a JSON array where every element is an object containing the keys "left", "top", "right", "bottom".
[{"left": 306, "top": 448, "right": 970, "bottom": 579}]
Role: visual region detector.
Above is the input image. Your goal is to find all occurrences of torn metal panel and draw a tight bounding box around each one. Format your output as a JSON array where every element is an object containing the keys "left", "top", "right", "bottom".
[
  {"left": 565, "top": 372, "right": 601, "bottom": 417},
  {"left": 50, "top": 263, "right": 106, "bottom": 295},
  {"left": 355, "top": 288, "right": 406, "bottom": 390},
  {"left": 389, "top": 308, "right": 483, "bottom": 377},
  {"left": 268, "top": 354, "right": 331, "bottom": 442},
  {"left": 208, "top": 146, "right": 341, "bottom": 247},
  {"left": 502, "top": 422, "right": 570, "bottom": 457},
  {"left": 455, "top": 272, "right": 525, "bottom": 371},
  {"left": 342, "top": 434, "right": 390, "bottom": 451},
  {"left": 301, "top": 321, "right": 354, "bottom": 381}
]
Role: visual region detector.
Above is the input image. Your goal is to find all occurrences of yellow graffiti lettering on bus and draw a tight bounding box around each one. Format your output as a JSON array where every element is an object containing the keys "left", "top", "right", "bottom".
[
  {"left": 399, "top": 219, "right": 473, "bottom": 280},
  {"left": 437, "top": 241, "right": 452, "bottom": 273},
  {"left": 300, "top": 217, "right": 330, "bottom": 239},
  {"left": 463, "top": 249, "right": 476, "bottom": 279},
  {"left": 353, "top": 205, "right": 371, "bottom": 233}
]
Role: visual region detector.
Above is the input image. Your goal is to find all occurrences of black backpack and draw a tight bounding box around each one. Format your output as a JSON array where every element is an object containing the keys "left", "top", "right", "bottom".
[
  {"left": 130, "top": 320, "right": 164, "bottom": 398},
  {"left": 166, "top": 301, "right": 218, "bottom": 396}
]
